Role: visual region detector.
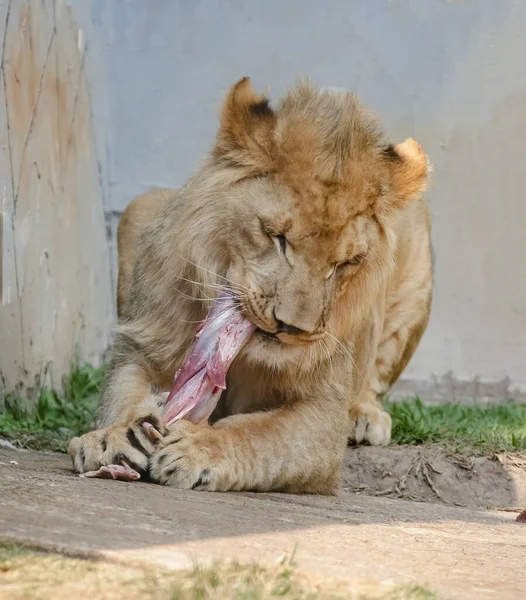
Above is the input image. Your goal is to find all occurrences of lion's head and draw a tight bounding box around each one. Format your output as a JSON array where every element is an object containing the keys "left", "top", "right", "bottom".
[{"left": 176, "top": 78, "right": 428, "bottom": 369}]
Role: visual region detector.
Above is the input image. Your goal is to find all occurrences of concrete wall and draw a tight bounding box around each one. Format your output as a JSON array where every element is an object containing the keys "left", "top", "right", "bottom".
[
  {"left": 80, "top": 1, "right": 526, "bottom": 401},
  {"left": 0, "top": 0, "right": 113, "bottom": 400}
]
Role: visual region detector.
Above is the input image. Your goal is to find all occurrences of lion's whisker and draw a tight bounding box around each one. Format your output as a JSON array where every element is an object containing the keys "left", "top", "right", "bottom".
[{"left": 174, "top": 253, "right": 251, "bottom": 293}]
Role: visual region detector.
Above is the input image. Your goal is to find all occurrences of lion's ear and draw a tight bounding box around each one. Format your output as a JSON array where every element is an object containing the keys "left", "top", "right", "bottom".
[
  {"left": 215, "top": 77, "right": 276, "bottom": 172},
  {"left": 383, "top": 138, "right": 429, "bottom": 208}
]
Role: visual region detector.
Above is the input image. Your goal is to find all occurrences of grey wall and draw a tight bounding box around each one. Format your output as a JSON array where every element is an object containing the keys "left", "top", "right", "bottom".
[{"left": 79, "top": 0, "right": 526, "bottom": 401}]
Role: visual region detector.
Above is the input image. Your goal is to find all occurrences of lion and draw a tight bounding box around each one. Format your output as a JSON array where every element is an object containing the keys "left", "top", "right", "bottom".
[
  {"left": 116, "top": 187, "right": 175, "bottom": 317},
  {"left": 69, "top": 78, "right": 432, "bottom": 494}
]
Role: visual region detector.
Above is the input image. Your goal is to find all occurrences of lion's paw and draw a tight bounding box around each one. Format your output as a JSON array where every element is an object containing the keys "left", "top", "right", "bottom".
[
  {"left": 68, "top": 413, "right": 167, "bottom": 475},
  {"left": 149, "top": 421, "right": 228, "bottom": 490},
  {"left": 349, "top": 402, "right": 391, "bottom": 446}
]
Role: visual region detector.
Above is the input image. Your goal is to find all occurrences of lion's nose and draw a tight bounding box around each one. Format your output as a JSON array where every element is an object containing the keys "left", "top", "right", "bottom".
[{"left": 273, "top": 309, "right": 315, "bottom": 336}]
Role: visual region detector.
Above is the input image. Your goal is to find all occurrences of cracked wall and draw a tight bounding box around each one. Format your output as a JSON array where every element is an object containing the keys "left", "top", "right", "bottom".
[{"left": 0, "top": 0, "right": 112, "bottom": 400}]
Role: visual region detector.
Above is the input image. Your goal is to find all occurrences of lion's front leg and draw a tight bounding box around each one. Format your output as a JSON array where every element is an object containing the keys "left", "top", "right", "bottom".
[
  {"left": 148, "top": 420, "right": 231, "bottom": 490},
  {"left": 150, "top": 391, "right": 349, "bottom": 494}
]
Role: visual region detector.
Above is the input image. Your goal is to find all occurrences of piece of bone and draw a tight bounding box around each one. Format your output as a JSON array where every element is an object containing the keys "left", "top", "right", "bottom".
[{"left": 82, "top": 461, "right": 141, "bottom": 481}]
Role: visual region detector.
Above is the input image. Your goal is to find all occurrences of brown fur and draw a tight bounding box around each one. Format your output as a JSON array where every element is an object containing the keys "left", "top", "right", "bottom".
[{"left": 69, "top": 78, "right": 432, "bottom": 494}]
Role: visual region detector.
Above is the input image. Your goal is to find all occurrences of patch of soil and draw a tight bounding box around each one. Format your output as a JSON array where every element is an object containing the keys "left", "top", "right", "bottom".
[{"left": 342, "top": 445, "right": 526, "bottom": 509}]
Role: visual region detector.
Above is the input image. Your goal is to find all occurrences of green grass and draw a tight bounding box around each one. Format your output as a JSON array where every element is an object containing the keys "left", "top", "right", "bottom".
[
  {"left": 1, "top": 363, "right": 525, "bottom": 457},
  {"left": 0, "top": 363, "right": 105, "bottom": 452},
  {"left": 0, "top": 541, "right": 445, "bottom": 600},
  {"left": 386, "top": 397, "right": 526, "bottom": 455}
]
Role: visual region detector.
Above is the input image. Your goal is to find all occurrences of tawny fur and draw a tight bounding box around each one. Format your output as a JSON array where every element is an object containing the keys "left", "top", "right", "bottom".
[
  {"left": 69, "top": 78, "right": 432, "bottom": 494},
  {"left": 116, "top": 188, "right": 175, "bottom": 317}
]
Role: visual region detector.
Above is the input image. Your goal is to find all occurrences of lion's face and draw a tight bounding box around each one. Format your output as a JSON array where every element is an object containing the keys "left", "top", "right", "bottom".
[
  {"left": 186, "top": 78, "right": 428, "bottom": 369},
  {"left": 224, "top": 176, "right": 383, "bottom": 366}
]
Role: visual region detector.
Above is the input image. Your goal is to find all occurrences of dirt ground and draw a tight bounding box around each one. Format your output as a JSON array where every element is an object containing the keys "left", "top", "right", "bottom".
[
  {"left": 1, "top": 445, "right": 525, "bottom": 600},
  {"left": 343, "top": 445, "right": 526, "bottom": 508}
]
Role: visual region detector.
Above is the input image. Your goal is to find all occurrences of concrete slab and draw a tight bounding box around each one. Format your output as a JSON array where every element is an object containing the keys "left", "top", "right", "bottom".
[{"left": 1, "top": 447, "right": 525, "bottom": 599}]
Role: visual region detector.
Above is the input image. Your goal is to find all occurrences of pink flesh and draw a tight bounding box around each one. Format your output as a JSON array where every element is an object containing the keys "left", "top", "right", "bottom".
[
  {"left": 162, "top": 292, "right": 256, "bottom": 425},
  {"left": 83, "top": 292, "right": 255, "bottom": 482},
  {"left": 82, "top": 462, "right": 140, "bottom": 481}
]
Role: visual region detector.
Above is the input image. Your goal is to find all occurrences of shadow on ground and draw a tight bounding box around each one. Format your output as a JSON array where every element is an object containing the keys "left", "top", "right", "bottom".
[{"left": 1, "top": 447, "right": 525, "bottom": 600}]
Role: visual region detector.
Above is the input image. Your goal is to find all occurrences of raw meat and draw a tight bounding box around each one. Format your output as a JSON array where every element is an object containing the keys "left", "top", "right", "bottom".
[{"left": 162, "top": 291, "right": 256, "bottom": 425}]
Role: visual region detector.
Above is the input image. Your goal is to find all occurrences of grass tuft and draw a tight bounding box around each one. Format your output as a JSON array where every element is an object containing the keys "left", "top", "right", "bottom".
[
  {"left": 0, "top": 541, "right": 446, "bottom": 599},
  {"left": 0, "top": 363, "right": 105, "bottom": 452},
  {"left": 386, "top": 397, "right": 526, "bottom": 455},
  {"left": 2, "top": 363, "right": 525, "bottom": 457}
]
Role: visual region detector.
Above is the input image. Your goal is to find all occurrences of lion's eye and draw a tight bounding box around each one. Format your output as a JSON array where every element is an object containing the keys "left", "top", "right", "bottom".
[
  {"left": 259, "top": 219, "right": 288, "bottom": 255},
  {"left": 273, "top": 234, "right": 287, "bottom": 255},
  {"left": 326, "top": 265, "right": 336, "bottom": 279},
  {"left": 329, "top": 254, "right": 366, "bottom": 278},
  {"left": 345, "top": 253, "right": 365, "bottom": 267}
]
